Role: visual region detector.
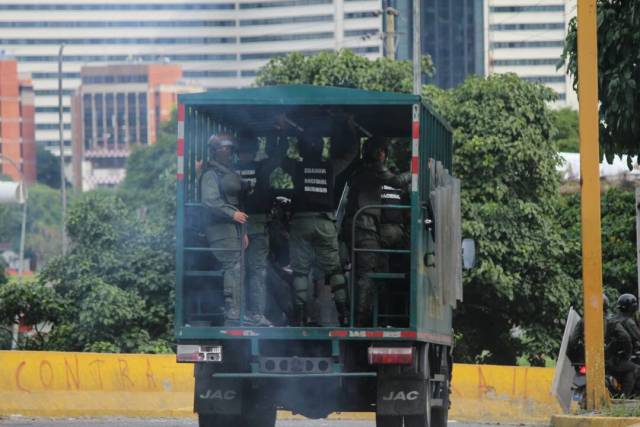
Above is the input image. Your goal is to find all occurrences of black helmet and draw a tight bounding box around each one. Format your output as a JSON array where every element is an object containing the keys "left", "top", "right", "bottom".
[
  {"left": 617, "top": 294, "right": 638, "bottom": 313},
  {"left": 208, "top": 134, "right": 235, "bottom": 152}
]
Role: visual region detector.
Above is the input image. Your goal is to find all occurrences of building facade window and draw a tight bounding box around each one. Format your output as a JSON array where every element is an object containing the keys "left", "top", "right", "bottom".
[
  {"left": 0, "top": 37, "right": 236, "bottom": 45},
  {"left": 490, "top": 5, "right": 564, "bottom": 13},
  {"left": 490, "top": 23, "right": 565, "bottom": 31},
  {"left": 36, "top": 106, "right": 71, "bottom": 113},
  {"left": 0, "top": 20, "right": 235, "bottom": 28},
  {"left": 19, "top": 54, "right": 236, "bottom": 62},
  {"left": 82, "top": 75, "right": 149, "bottom": 84},
  {"left": 492, "top": 58, "right": 559, "bottom": 66},
  {"left": 240, "top": 32, "right": 333, "bottom": 43},
  {"left": 184, "top": 70, "right": 237, "bottom": 78},
  {"left": 0, "top": 3, "right": 235, "bottom": 10},
  {"left": 344, "top": 11, "right": 378, "bottom": 19},
  {"left": 239, "top": 15, "right": 332, "bottom": 26},
  {"left": 36, "top": 123, "right": 72, "bottom": 130},
  {"left": 491, "top": 40, "right": 564, "bottom": 49},
  {"left": 240, "top": 0, "right": 331, "bottom": 9},
  {"left": 522, "top": 75, "right": 566, "bottom": 83},
  {"left": 344, "top": 29, "right": 379, "bottom": 37}
]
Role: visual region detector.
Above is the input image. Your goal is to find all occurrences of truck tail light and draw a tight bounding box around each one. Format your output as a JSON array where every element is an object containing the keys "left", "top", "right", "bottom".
[
  {"left": 177, "top": 345, "right": 222, "bottom": 363},
  {"left": 368, "top": 347, "right": 414, "bottom": 365}
]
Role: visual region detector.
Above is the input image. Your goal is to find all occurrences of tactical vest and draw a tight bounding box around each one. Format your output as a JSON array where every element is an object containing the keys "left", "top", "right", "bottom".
[
  {"left": 380, "top": 184, "right": 405, "bottom": 224},
  {"left": 235, "top": 160, "right": 270, "bottom": 215},
  {"left": 293, "top": 159, "right": 334, "bottom": 213}
]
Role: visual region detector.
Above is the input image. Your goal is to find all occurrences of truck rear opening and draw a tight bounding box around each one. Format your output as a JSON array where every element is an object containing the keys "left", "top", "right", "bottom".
[{"left": 175, "top": 85, "right": 461, "bottom": 427}]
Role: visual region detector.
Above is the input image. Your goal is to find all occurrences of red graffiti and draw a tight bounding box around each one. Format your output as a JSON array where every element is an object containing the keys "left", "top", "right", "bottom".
[
  {"left": 89, "top": 359, "right": 106, "bottom": 389},
  {"left": 117, "top": 359, "right": 135, "bottom": 389},
  {"left": 15, "top": 361, "right": 30, "bottom": 392},
  {"left": 64, "top": 356, "right": 80, "bottom": 390},
  {"left": 145, "top": 358, "right": 157, "bottom": 390},
  {"left": 39, "top": 360, "right": 53, "bottom": 389}
]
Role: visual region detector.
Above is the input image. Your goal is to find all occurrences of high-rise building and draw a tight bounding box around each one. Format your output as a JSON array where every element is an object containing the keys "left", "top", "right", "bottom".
[
  {"left": 387, "top": 0, "right": 485, "bottom": 89},
  {"left": 70, "top": 63, "right": 201, "bottom": 190},
  {"left": 0, "top": 0, "right": 383, "bottom": 150},
  {"left": 487, "top": 0, "right": 577, "bottom": 108},
  {"left": 0, "top": 53, "right": 36, "bottom": 184}
]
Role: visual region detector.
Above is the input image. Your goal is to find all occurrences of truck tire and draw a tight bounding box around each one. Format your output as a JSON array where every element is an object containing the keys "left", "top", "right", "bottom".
[
  {"left": 244, "top": 405, "right": 277, "bottom": 427},
  {"left": 198, "top": 413, "right": 243, "bottom": 427},
  {"left": 429, "top": 346, "right": 450, "bottom": 427},
  {"left": 376, "top": 414, "right": 403, "bottom": 427}
]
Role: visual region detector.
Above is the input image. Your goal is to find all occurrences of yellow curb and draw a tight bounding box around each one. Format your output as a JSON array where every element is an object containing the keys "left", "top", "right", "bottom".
[{"left": 551, "top": 414, "right": 640, "bottom": 427}]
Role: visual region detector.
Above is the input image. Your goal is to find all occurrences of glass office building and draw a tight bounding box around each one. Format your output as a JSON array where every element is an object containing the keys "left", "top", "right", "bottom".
[{"left": 388, "top": 0, "right": 485, "bottom": 89}]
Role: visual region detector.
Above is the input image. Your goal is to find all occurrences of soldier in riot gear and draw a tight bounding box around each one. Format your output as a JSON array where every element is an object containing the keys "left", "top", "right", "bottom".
[
  {"left": 235, "top": 136, "right": 275, "bottom": 327},
  {"left": 288, "top": 120, "right": 359, "bottom": 326},
  {"left": 344, "top": 137, "right": 411, "bottom": 326},
  {"left": 607, "top": 293, "right": 640, "bottom": 396},
  {"left": 200, "top": 135, "right": 248, "bottom": 326}
]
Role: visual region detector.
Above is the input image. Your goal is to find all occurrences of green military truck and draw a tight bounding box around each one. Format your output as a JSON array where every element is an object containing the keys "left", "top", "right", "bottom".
[{"left": 175, "top": 85, "right": 464, "bottom": 427}]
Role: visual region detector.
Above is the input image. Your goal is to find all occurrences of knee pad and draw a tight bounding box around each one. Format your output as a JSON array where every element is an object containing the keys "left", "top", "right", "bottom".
[{"left": 328, "top": 272, "right": 346, "bottom": 288}]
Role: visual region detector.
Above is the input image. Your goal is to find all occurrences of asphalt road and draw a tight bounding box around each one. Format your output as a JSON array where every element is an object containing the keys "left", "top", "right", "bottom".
[{"left": 0, "top": 418, "right": 529, "bottom": 427}]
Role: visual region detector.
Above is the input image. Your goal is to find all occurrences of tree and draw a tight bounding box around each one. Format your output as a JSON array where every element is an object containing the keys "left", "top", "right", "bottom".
[
  {"left": 256, "top": 50, "right": 434, "bottom": 92},
  {"left": 0, "top": 279, "right": 64, "bottom": 349},
  {"left": 424, "top": 75, "right": 580, "bottom": 365},
  {"left": 561, "top": 1, "right": 640, "bottom": 161},
  {"left": 39, "top": 190, "right": 174, "bottom": 353},
  {"left": 559, "top": 188, "right": 638, "bottom": 300},
  {"left": 552, "top": 108, "right": 579, "bottom": 153},
  {"left": 0, "top": 184, "right": 63, "bottom": 270},
  {"left": 36, "top": 145, "right": 61, "bottom": 188}
]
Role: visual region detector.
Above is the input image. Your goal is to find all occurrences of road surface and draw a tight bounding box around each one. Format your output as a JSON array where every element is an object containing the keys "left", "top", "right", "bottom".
[{"left": 0, "top": 417, "right": 527, "bottom": 427}]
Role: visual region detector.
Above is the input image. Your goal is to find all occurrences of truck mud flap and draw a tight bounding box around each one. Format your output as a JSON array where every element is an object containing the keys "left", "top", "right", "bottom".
[
  {"left": 195, "top": 377, "right": 243, "bottom": 415},
  {"left": 377, "top": 378, "right": 427, "bottom": 416}
]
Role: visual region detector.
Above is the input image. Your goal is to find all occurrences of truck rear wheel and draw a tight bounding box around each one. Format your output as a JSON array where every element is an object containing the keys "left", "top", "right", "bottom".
[
  {"left": 244, "top": 405, "right": 277, "bottom": 427},
  {"left": 376, "top": 414, "right": 403, "bottom": 427},
  {"left": 198, "top": 413, "right": 243, "bottom": 427}
]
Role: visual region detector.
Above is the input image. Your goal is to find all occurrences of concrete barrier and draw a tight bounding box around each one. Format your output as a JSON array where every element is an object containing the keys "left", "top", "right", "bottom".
[{"left": 0, "top": 351, "right": 561, "bottom": 423}]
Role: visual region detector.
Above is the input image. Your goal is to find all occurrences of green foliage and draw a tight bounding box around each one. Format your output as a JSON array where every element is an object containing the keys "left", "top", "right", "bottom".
[
  {"left": 0, "top": 184, "right": 62, "bottom": 269},
  {"left": 552, "top": 108, "right": 579, "bottom": 152},
  {"left": 561, "top": 1, "right": 640, "bottom": 160},
  {"left": 559, "top": 188, "right": 637, "bottom": 300},
  {"left": 39, "top": 185, "right": 174, "bottom": 353},
  {"left": 36, "top": 145, "right": 61, "bottom": 188},
  {"left": 425, "top": 74, "right": 580, "bottom": 365},
  {"left": 0, "top": 279, "right": 64, "bottom": 349},
  {"left": 256, "top": 50, "right": 434, "bottom": 93}
]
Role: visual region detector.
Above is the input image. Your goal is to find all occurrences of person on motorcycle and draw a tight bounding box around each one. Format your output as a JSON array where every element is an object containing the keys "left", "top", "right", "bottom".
[
  {"left": 606, "top": 294, "right": 640, "bottom": 397},
  {"left": 567, "top": 294, "right": 610, "bottom": 364}
]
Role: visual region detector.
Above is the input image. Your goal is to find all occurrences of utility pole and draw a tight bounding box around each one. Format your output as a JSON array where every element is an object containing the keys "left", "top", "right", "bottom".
[
  {"left": 412, "top": 0, "right": 421, "bottom": 95},
  {"left": 384, "top": 7, "right": 399, "bottom": 60},
  {"left": 636, "top": 187, "right": 640, "bottom": 301},
  {"left": 578, "top": 0, "right": 607, "bottom": 410},
  {"left": 58, "top": 44, "right": 67, "bottom": 255}
]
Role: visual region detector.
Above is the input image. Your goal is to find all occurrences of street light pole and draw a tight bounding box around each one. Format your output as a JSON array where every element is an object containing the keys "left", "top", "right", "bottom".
[
  {"left": 58, "top": 44, "right": 67, "bottom": 255},
  {"left": 0, "top": 154, "right": 28, "bottom": 350},
  {"left": 412, "top": 0, "right": 421, "bottom": 95}
]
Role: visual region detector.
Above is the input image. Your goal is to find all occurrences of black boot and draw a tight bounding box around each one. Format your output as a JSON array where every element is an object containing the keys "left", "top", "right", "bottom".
[{"left": 335, "top": 301, "right": 350, "bottom": 327}]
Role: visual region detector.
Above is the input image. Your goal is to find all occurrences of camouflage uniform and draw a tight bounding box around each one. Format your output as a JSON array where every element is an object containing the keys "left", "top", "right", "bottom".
[
  {"left": 200, "top": 159, "right": 244, "bottom": 325},
  {"left": 289, "top": 135, "right": 358, "bottom": 325},
  {"left": 345, "top": 157, "right": 410, "bottom": 326}
]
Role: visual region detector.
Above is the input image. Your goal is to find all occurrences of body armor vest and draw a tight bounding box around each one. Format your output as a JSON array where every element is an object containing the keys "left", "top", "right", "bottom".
[
  {"left": 293, "top": 159, "right": 334, "bottom": 213},
  {"left": 380, "top": 184, "right": 404, "bottom": 224},
  {"left": 236, "top": 160, "right": 271, "bottom": 215}
]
